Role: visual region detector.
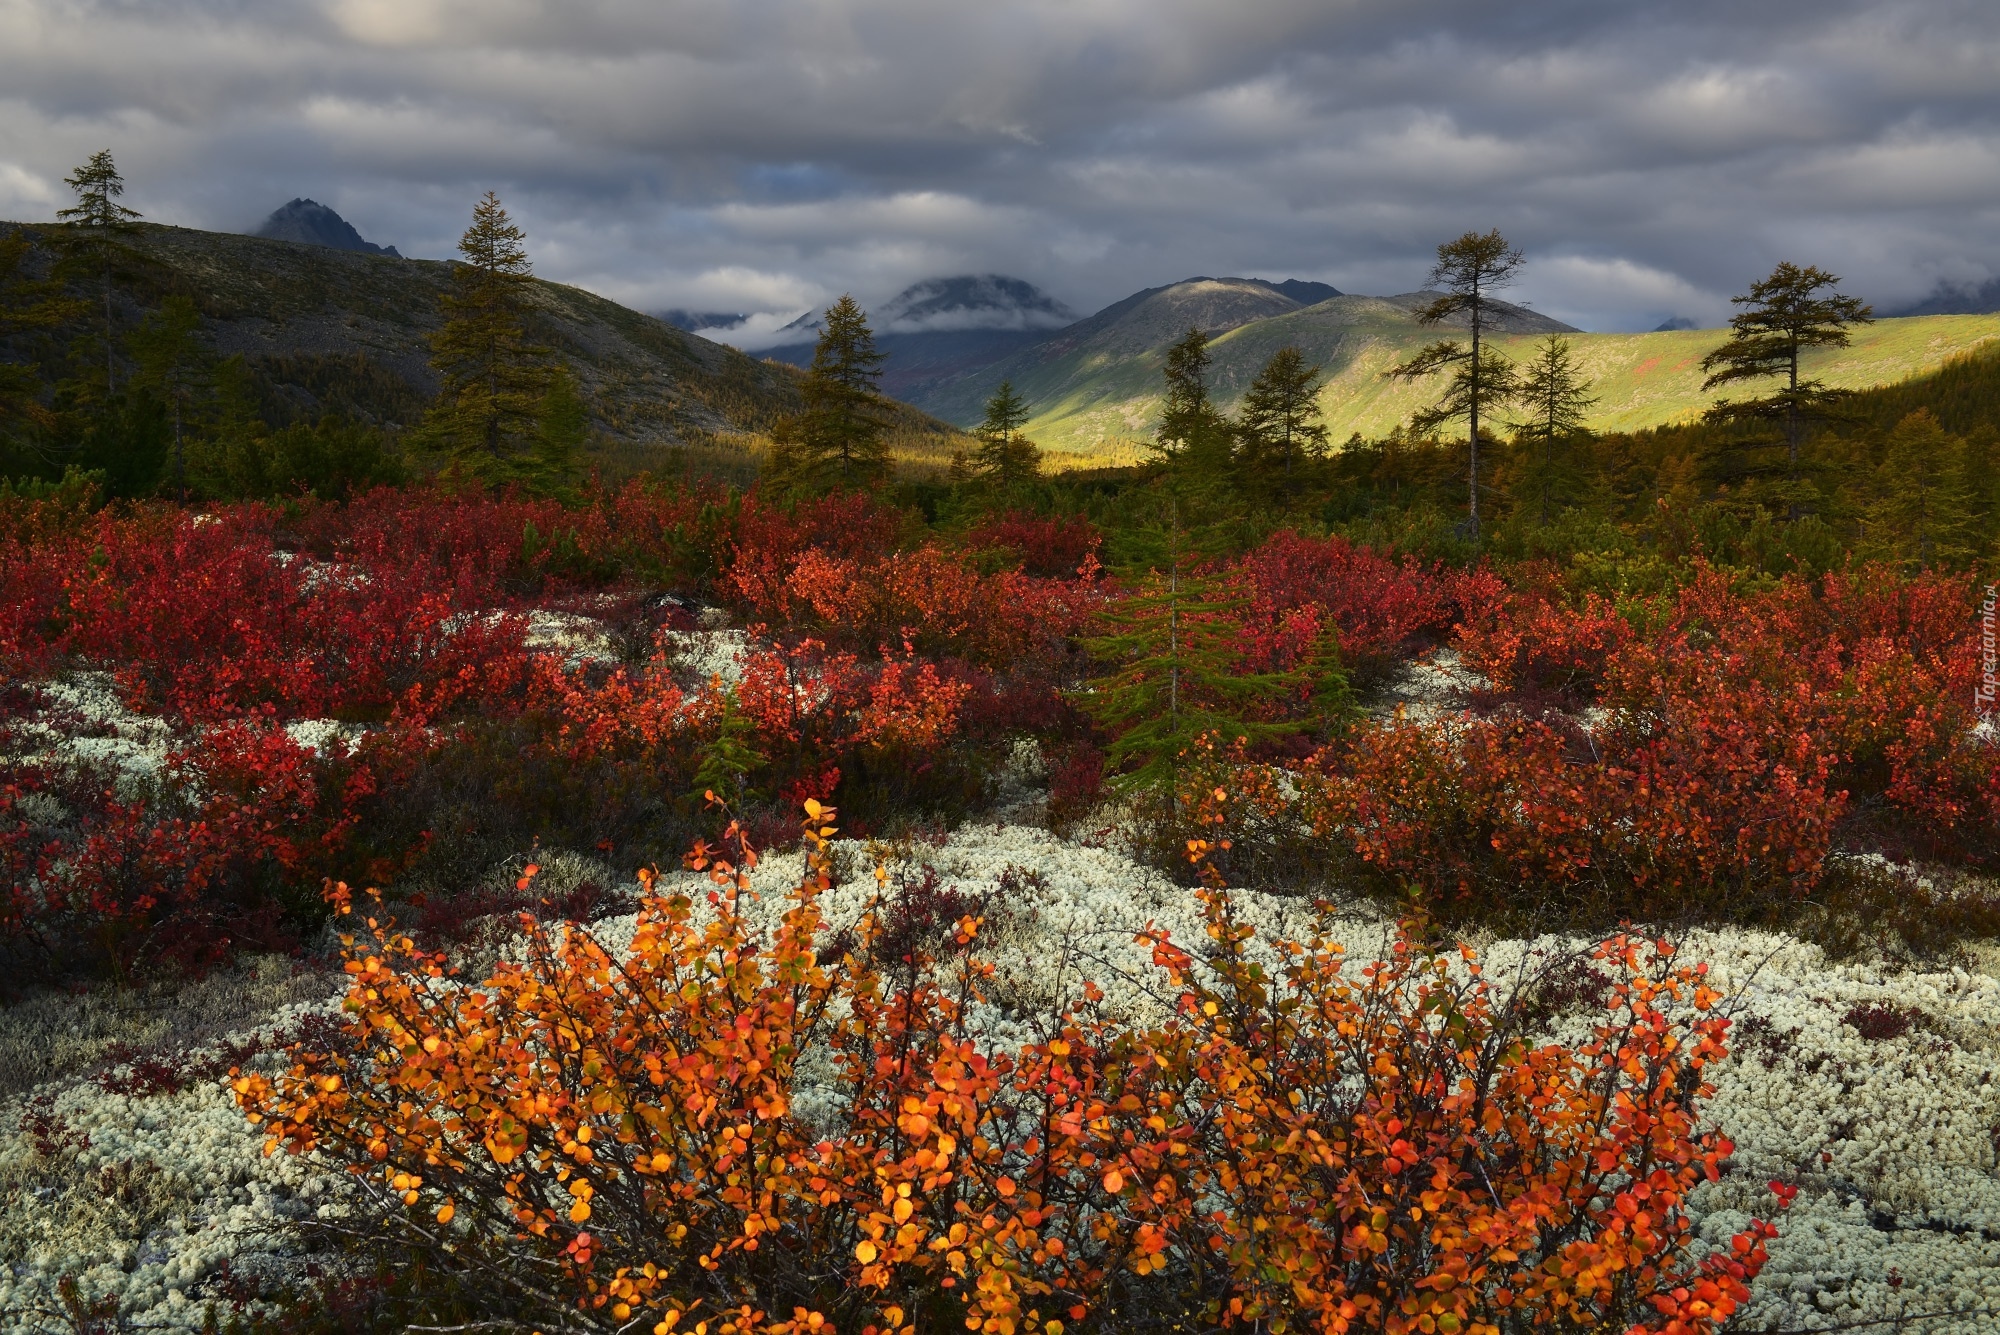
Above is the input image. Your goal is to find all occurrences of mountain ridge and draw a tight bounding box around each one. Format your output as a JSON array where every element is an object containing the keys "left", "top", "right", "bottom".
[
  {"left": 902, "top": 280, "right": 1577, "bottom": 440},
  {"left": 0, "top": 221, "right": 973, "bottom": 472},
  {"left": 890, "top": 281, "right": 2000, "bottom": 466},
  {"left": 1891, "top": 278, "right": 2000, "bottom": 318}
]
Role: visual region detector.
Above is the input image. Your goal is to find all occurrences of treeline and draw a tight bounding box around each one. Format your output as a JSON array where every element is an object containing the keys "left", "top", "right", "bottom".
[{"left": 929, "top": 231, "right": 2000, "bottom": 581}]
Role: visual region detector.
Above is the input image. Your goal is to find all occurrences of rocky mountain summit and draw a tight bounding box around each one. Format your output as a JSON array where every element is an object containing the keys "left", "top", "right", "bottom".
[{"left": 252, "top": 199, "right": 401, "bottom": 258}]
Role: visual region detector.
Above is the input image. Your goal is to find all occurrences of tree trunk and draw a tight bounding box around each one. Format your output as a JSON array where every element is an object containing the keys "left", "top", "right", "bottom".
[
  {"left": 1468, "top": 278, "right": 1481, "bottom": 543},
  {"left": 1786, "top": 343, "right": 1801, "bottom": 518}
]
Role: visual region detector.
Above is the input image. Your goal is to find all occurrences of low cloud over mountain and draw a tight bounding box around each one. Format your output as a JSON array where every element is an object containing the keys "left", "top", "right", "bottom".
[{"left": 876, "top": 275, "right": 1078, "bottom": 334}]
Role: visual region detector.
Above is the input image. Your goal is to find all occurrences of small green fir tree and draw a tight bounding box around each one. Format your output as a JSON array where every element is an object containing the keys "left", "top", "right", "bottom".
[
  {"left": 1237, "top": 345, "right": 1328, "bottom": 481},
  {"left": 1150, "top": 326, "right": 1234, "bottom": 474},
  {"left": 1509, "top": 335, "right": 1598, "bottom": 524},
  {"left": 129, "top": 295, "right": 210, "bottom": 500},
  {"left": 690, "top": 690, "right": 768, "bottom": 809},
  {"left": 968, "top": 379, "right": 1042, "bottom": 484},
  {"left": 1861, "top": 409, "right": 1977, "bottom": 569},
  {"left": 1083, "top": 521, "right": 1348, "bottom": 794}
]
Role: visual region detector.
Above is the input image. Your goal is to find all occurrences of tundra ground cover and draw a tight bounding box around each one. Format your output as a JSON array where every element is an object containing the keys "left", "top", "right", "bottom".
[
  {"left": 2, "top": 478, "right": 1998, "bottom": 1332},
  {"left": 5, "top": 824, "right": 2000, "bottom": 1333}
]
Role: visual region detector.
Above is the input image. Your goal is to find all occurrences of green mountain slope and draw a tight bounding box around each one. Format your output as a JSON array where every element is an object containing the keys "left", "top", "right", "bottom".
[{"left": 915, "top": 280, "right": 2000, "bottom": 467}]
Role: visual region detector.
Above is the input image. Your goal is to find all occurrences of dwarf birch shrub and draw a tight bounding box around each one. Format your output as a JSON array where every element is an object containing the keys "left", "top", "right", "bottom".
[{"left": 236, "top": 804, "right": 1778, "bottom": 1335}]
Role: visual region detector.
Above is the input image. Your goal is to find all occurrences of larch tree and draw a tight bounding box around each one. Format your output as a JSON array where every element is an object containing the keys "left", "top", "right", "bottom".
[
  {"left": 57, "top": 151, "right": 142, "bottom": 398},
  {"left": 1510, "top": 335, "right": 1598, "bottom": 524},
  {"left": 1700, "top": 261, "right": 1873, "bottom": 514},
  {"left": 1151, "top": 326, "right": 1233, "bottom": 473},
  {"left": 422, "top": 192, "right": 552, "bottom": 482},
  {"left": 1861, "top": 409, "right": 1977, "bottom": 569},
  {"left": 1236, "top": 345, "right": 1328, "bottom": 480},
  {"left": 768, "top": 294, "right": 890, "bottom": 491},
  {"left": 1386, "top": 229, "right": 1526, "bottom": 543},
  {"left": 969, "top": 379, "right": 1043, "bottom": 484}
]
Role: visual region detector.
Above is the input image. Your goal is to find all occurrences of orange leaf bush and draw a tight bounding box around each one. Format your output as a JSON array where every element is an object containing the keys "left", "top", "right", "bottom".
[{"left": 236, "top": 805, "right": 1776, "bottom": 1334}]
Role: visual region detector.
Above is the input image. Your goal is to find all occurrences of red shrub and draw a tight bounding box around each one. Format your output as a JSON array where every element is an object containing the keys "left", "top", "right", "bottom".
[
  {"left": 965, "top": 510, "right": 1102, "bottom": 578},
  {"left": 1231, "top": 531, "right": 1471, "bottom": 683},
  {"left": 1456, "top": 585, "right": 1635, "bottom": 701}
]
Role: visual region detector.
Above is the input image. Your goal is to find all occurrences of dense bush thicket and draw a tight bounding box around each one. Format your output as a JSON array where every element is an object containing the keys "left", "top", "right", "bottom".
[{"left": 2, "top": 470, "right": 1996, "bottom": 981}]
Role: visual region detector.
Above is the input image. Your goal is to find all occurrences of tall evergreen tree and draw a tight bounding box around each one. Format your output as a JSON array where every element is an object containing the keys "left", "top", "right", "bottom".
[
  {"left": 57, "top": 151, "right": 142, "bottom": 398},
  {"left": 1860, "top": 409, "right": 1977, "bottom": 569},
  {"left": 1386, "top": 229, "right": 1525, "bottom": 542},
  {"left": 130, "top": 295, "right": 210, "bottom": 500},
  {"left": 768, "top": 295, "right": 890, "bottom": 491},
  {"left": 1701, "top": 261, "right": 1873, "bottom": 512},
  {"left": 421, "top": 192, "right": 551, "bottom": 481},
  {"left": 1237, "top": 345, "right": 1328, "bottom": 480},
  {"left": 1509, "top": 335, "right": 1598, "bottom": 524},
  {"left": 1151, "top": 326, "right": 1233, "bottom": 472},
  {"left": 968, "top": 379, "right": 1042, "bottom": 484}
]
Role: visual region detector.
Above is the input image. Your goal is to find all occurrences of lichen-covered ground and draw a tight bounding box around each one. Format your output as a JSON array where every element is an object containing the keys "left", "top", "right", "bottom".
[{"left": 5, "top": 819, "right": 2000, "bottom": 1332}]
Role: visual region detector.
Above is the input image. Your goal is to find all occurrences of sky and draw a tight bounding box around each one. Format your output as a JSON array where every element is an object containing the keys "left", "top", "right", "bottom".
[{"left": 1, "top": 0, "right": 1996, "bottom": 341}]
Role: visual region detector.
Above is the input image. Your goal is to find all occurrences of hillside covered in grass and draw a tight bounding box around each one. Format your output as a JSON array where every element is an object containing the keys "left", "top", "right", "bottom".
[{"left": 938, "top": 281, "right": 2000, "bottom": 466}]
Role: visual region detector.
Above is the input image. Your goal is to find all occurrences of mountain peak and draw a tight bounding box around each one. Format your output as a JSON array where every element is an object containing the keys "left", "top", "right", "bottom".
[
  {"left": 660, "top": 309, "right": 749, "bottom": 333},
  {"left": 253, "top": 199, "right": 400, "bottom": 258},
  {"left": 782, "top": 275, "right": 1077, "bottom": 339},
  {"left": 878, "top": 275, "right": 1077, "bottom": 333},
  {"left": 1382, "top": 291, "right": 1579, "bottom": 335},
  {"left": 1252, "top": 277, "right": 1341, "bottom": 305}
]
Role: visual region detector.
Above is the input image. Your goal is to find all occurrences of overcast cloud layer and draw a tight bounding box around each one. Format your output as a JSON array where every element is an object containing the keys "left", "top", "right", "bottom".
[{"left": 2, "top": 0, "right": 1996, "bottom": 335}]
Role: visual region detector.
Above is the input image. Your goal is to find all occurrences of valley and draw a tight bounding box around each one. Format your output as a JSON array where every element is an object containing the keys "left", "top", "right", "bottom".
[{"left": 783, "top": 273, "right": 2000, "bottom": 467}]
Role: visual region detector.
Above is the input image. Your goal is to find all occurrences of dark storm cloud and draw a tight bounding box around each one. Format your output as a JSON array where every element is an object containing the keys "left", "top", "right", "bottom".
[{"left": 1, "top": 0, "right": 1995, "bottom": 333}]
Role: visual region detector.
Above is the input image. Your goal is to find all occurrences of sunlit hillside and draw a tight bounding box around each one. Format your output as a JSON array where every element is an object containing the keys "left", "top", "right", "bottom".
[{"left": 1019, "top": 307, "right": 2000, "bottom": 467}]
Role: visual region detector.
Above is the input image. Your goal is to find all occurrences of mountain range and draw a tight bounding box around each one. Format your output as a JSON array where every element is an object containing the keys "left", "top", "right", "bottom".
[
  {"left": 751, "top": 275, "right": 1080, "bottom": 404},
  {"left": 22, "top": 198, "right": 1993, "bottom": 478},
  {"left": 728, "top": 272, "right": 2000, "bottom": 466}
]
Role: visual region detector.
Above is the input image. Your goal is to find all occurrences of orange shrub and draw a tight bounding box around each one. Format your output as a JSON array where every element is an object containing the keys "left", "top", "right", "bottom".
[{"left": 237, "top": 806, "right": 1777, "bottom": 1335}]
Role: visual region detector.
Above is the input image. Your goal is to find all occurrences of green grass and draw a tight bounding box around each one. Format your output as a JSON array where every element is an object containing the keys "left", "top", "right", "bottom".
[{"left": 1021, "top": 309, "right": 2000, "bottom": 465}]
